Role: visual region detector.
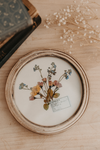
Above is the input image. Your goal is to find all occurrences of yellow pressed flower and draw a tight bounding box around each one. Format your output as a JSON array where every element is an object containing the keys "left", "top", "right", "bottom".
[{"left": 31, "top": 85, "right": 41, "bottom": 97}]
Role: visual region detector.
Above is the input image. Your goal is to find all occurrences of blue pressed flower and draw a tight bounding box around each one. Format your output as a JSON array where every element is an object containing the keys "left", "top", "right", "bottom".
[
  {"left": 68, "top": 69, "right": 72, "bottom": 75},
  {"left": 33, "top": 68, "right": 36, "bottom": 71},
  {"left": 23, "top": 83, "right": 26, "bottom": 86},
  {"left": 64, "top": 70, "right": 67, "bottom": 74},
  {"left": 51, "top": 70, "right": 55, "bottom": 73},
  {"left": 53, "top": 64, "right": 56, "bottom": 68},
  {"left": 33, "top": 64, "right": 40, "bottom": 71},
  {"left": 48, "top": 74, "right": 52, "bottom": 80},
  {"left": 51, "top": 70, "right": 56, "bottom": 75},
  {"left": 19, "top": 83, "right": 26, "bottom": 89},
  {"left": 48, "top": 74, "right": 52, "bottom": 77},
  {"left": 19, "top": 85, "right": 22, "bottom": 89},
  {"left": 65, "top": 76, "right": 69, "bottom": 80},
  {"left": 69, "top": 72, "right": 72, "bottom": 75}
]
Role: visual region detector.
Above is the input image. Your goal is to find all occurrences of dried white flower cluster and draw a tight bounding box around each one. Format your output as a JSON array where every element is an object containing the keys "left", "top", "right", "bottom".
[{"left": 44, "top": 0, "right": 100, "bottom": 49}]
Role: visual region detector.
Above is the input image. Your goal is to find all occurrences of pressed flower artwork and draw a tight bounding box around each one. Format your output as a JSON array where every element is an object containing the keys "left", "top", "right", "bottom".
[{"left": 19, "top": 62, "right": 72, "bottom": 110}]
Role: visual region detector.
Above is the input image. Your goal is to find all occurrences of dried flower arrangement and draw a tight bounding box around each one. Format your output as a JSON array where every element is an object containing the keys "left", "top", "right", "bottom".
[
  {"left": 44, "top": 0, "right": 100, "bottom": 49},
  {"left": 19, "top": 62, "right": 72, "bottom": 110}
]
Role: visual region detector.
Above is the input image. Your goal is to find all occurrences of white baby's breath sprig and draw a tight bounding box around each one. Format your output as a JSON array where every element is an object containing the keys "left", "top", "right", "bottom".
[{"left": 44, "top": 0, "right": 100, "bottom": 49}]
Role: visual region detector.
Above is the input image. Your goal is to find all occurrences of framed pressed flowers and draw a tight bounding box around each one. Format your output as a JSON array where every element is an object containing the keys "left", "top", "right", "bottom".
[{"left": 5, "top": 50, "right": 89, "bottom": 134}]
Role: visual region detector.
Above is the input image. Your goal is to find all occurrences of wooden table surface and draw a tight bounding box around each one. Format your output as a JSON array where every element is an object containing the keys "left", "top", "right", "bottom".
[{"left": 0, "top": 0, "right": 100, "bottom": 149}]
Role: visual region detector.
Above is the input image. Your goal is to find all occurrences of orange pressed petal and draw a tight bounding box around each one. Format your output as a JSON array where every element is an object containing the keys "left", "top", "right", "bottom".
[{"left": 36, "top": 85, "right": 41, "bottom": 92}]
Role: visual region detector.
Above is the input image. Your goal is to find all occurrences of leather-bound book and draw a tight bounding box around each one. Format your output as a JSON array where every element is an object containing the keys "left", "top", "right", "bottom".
[
  {"left": 0, "top": 0, "right": 33, "bottom": 42},
  {"left": 0, "top": 0, "right": 41, "bottom": 68}
]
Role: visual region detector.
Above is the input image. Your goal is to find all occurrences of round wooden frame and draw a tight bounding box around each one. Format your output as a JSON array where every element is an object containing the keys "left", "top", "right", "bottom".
[{"left": 5, "top": 49, "right": 90, "bottom": 134}]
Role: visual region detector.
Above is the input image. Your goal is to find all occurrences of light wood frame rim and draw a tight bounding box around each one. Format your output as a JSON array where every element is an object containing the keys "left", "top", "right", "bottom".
[{"left": 5, "top": 49, "right": 90, "bottom": 135}]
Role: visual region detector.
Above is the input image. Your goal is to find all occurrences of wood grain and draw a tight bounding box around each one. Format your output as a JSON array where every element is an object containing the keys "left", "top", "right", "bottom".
[{"left": 0, "top": 0, "right": 100, "bottom": 149}]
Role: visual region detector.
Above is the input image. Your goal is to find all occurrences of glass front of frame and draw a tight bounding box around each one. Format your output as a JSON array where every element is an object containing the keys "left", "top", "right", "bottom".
[{"left": 14, "top": 56, "right": 83, "bottom": 126}]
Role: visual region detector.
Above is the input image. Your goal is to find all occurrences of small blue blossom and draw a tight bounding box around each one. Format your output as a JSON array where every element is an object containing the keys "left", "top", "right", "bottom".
[
  {"left": 69, "top": 72, "right": 72, "bottom": 75},
  {"left": 53, "top": 64, "right": 56, "bottom": 69},
  {"left": 47, "top": 67, "right": 50, "bottom": 73},
  {"left": 19, "top": 85, "right": 22, "bottom": 89},
  {"left": 51, "top": 62, "right": 56, "bottom": 69},
  {"left": 64, "top": 70, "right": 67, "bottom": 74},
  {"left": 65, "top": 76, "right": 69, "bottom": 80},
  {"left": 68, "top": 69, "right": 72, "bottom": 75},
  {"left": 33, "top": 68, "right": 36, "bottom": 71},
  {"left": 51, "top": 70, "right": 56, "bottom": 75},
  {"left": 64, "top": 69, "right": 72, "bottom": 76},
  {"left": 33, "top": 64, "right": 40, "bottom": 72},
  {"left": 51, "top": 70, "right": 55, "bottom": 73},
  {"left": 19, "top": 83, "right": 26, "bottom": 89},
  {"left": 48, "top": 74, "right": 52, "bottom": 80},
  {"left": 48, "top": 74, "right": 52, "bottom": 77}
]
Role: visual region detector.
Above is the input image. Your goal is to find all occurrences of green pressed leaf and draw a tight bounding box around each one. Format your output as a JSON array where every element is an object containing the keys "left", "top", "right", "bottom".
[
  {"left": 54, "top": 93, "right": 60, "bottom": 98},
  {"left": 43, "top": 104, "right": 49, "bottom": 110}
]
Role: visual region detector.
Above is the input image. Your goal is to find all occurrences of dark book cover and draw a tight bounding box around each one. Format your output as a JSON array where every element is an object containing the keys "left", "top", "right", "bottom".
[
  {"left": 0, "top": 0, "right": 33, "bottom": 41},
  {"left": 0, "top": 15, "right": 41, "bottom": 68},
  {"left": 0, "top": 0, "right": 41, "bottom": 68}
]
